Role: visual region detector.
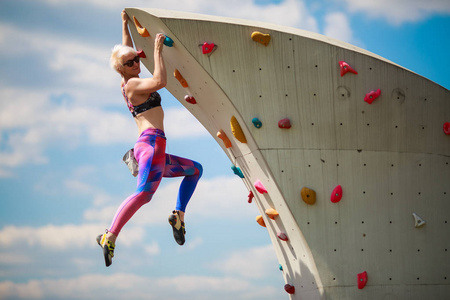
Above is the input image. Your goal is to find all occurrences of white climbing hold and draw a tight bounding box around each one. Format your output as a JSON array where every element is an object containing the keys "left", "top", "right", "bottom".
[{"left": 413, "top": 213, "right": 426, "bottom": 228}]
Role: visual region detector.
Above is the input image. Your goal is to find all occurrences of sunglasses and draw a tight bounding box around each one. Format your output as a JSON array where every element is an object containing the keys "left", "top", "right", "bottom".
[{"left": 122, "top": 55, "right": 140, "bottom": 67}]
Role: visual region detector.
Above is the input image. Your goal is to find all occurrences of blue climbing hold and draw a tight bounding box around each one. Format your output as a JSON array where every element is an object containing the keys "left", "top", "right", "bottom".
[
  {"left": 164, "top": 35, "right": 174, "bottom": 47},
  {"left": 279, "top": 264, "right": 283, "bottom": 271},
  {"left": 231, "top": 165, "right": 244, "bottom": 178},
  {"left": 252, "top": 117, "right": 262, "bottom": 128}
]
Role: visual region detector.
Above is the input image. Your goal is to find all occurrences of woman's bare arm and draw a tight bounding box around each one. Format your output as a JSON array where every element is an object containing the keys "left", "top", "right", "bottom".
[{"left": 122, "top": 10, "right": 133, "bottom": 47}]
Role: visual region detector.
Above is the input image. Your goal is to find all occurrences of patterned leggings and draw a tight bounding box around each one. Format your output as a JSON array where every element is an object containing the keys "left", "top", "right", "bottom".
[{"left": 109, "top": 128, "right": 202, "bottom": 236}]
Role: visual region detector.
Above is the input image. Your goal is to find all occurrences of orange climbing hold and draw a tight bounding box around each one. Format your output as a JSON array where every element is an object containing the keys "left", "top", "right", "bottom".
[
  {"left": 251, "top": 31, "right": 271, "bottom": 46},
  {"left": 256, "top": 215, "right": 266, "bottom": 227},
  {"left": 217, "top": 130, "right": 232, "bottom": 148},
  {"left": 174, "top": 69, "right": 189, "bottom": 88},
  {"left": 133, "top": 16, "right": 150, "bottom": 38},
  {"left": 301, "top": 187, "right": 316, "bottom": 205},
  {"left": 265, "top": 208, "right": 279, "bottom": 220},
  {"left": 358, "top": 271, "right": 368, "bottom": 289},
  {"left": 230, "top": 116, "right": 247, "bottom": 143},
  {"left": 254, "top": 180, "right": 267, "bottom": 194}
]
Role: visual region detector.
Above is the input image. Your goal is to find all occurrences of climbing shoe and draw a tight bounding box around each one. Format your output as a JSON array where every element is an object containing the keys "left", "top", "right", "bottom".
[
  {"left": 96, "top": 231, "right": 115, "bottom": 267},
  {"left": 168, "top": 211, "right": 186, "bottom": 246}
]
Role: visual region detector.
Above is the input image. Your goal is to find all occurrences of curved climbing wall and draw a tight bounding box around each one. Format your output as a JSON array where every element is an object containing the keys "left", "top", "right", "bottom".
[{"left": 125, "top": 8, "right": 450, "bottom": 299}]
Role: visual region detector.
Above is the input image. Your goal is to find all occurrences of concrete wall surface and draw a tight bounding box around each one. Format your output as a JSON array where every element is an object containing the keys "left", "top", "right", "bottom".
[{"left": 125, "top": 8, "right": 450, "bottom": 299}]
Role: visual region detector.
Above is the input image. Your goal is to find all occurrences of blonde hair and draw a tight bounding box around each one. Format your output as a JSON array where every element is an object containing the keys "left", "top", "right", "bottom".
[{"left": 110, "top": 44, "right": 137, "bottom": 74}]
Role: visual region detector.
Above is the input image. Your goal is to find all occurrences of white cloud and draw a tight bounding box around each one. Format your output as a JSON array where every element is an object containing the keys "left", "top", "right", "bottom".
[
  {"left": 210, "top": 245, "right": 279, "bottom": 279},
  {"left": 344, "top": 0, "right": 450, "bottom": 24},
  {"left": 323, "top": 12, "right": 354, "bottom": 43},
  {"left": 0, "top": 273, "right": 279, "bottom": 300}
]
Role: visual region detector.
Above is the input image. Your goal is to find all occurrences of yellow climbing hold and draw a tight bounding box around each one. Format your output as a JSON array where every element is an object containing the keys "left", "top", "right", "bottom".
[
  {"left": 265, "top": 208, "right": 279, "bottom": 220},
  {"left": 230, "top": 116, "right": 247, "bottom": 143},
  {"left": 251, "top": 31, "right": 271, "bottom": 46},
  {"left": 301, "top": 187, "right": 316, "bottom": 205},
  {"left": 133, "top": 16, "right": 150, "bottom": 38},
  {"left": 256, "top": 215, "right": 266, "bottom": 227},
  {"left": 174, "top": 69, "right": 189, "bottom": 88},
  {"left": 217, "top": 130, "right": 232, "bottom": 148}
]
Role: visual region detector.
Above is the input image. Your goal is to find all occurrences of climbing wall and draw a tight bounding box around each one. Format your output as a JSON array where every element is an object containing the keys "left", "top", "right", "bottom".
[{"left": 125, "top": 8, "right": 450, "bottom": 299}]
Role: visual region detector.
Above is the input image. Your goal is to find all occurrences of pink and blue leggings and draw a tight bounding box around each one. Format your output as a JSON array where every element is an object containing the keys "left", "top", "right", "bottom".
[{"left": 109, "top": 128, "right": 202, "bottom": 236}]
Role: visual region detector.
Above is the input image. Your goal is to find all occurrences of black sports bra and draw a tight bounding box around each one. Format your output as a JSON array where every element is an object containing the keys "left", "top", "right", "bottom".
[{"left": 122, "top": 85, "right": 161, "bottom": 117}]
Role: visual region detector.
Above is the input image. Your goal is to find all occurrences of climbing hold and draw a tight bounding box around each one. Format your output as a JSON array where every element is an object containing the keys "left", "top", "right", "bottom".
[
  {"left": 278, "top": 118, "right": 291, "bottom": 129},
  {"left": 164, "top": 35, "right": 174, "bottom": 47},
  {"left": 137, "top": 50, "right": 146, "bottom": 58},
  {"left": 201, "top": 42, "right": 217, "bottom": 55},
  {"left": 251, "top": 31, "right": 271, "bottom": 46},
  {"left": 413, "top": 213, "right": 426, "bottom": 228},
  {"left": 279, "top": 264, "right": 283, "bottom": 271},
  {"left": 174, "top": 69, "right": 189, "bottom": 88},
  {"left": 284, "top": 284, "right": 295, "bottom": 294},
  {"left": 443, "top": 122, "right": 450, "bottom": 135},
  {"left": 254, "top": 180, "right": 268, "bottom": 194},
  {"left": 331, "top": 185, "right": 343, "bottom": 203},
  {"left": 133, "top": 16, "right": 150, "bottom": 37},
  {"left": 248, "top": 191, "right": 254, "bottom": 203},
  {"left": 230, "top": 116, "right": 247, "bottom": 143},
  {"left": 184, "top": 95, "right": 197, "bottom": 104},
  {"left": 265, "top": 208, "right": 279, "bottom": 220},
  {"left": 231, "top": 165, "right": 244, "bottom": 178},
  {"left": 252, "top": 117, "right": 262, "bottom": 128},
  {"left": 217, "top": 130, "right": 232, "bottom": 148},
  {"left": 339, "top": 61, "right": 358, "bottom": 76},
  {"left": 301, "top": 187, "right": 316, "bottom": 205},
  {"left": 357, "top": 271, "right": 368, "bottom": 289},
  {"left": 256, "top": 215, "right": 266, "bottom": 227},
  {"left": 364, "top": 89, "right": 381, "bottom": 104},
  {"left": 277, "top": 232, "right": 289, "bottom": 241}
]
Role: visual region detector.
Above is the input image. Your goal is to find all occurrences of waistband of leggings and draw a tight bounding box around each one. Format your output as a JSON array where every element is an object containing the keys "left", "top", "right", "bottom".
[{"left": 139, "top": 128, "right": 165, "bottom": 139}]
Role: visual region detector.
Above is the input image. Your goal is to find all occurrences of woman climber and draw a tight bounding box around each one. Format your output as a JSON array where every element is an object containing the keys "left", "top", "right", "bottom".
[{"left": 96, "top": 10, "right": 203, "bottom": 267}]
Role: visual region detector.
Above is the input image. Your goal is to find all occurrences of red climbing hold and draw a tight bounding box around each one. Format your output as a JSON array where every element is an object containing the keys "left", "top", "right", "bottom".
[
  {"left": 278, "top": 118, "right": 291, "bottom": 129},
  {"left": 357, "top": 271, "right": 368, "bottom": 289},
  {"left": 184, "top": 95, "right": 197, "bottom": 104},
  {"left": 364, "top": 89, "right": 381, "bottom": 104},
  {"left": 443, "top": 122, "right": 450, "bottom": 135},
  {"left": 137, "top": 50, "right": 146, "bottom": 58},
  {"left": 331, "top": 185, "right": 343, "bottom": 203},
  {"left": 277, "top": 232, "right": 289, "bottom": 241},
  {"left": 248, "top": 191, "right": 254, "bottom": 203},
  {"left": 202, "top": 42, "right": 217, "bottom": 55},
  {"left": 284, "top": 284, "right": 295, "bottom": 294},
  {"left": 254, "top": 180, "right": 268, "bottom": 194},
  {"left": 339, "top": 61, "right": 358, "bottom": 76}
]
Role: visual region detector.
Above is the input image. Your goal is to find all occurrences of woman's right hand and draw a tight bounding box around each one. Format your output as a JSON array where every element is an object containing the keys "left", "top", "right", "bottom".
[
  {"left": 154, "top": 33, "right": 165, "bottom": 54},
  {"left": 121, "top": 9, "right": 129, "bottom": 24}
]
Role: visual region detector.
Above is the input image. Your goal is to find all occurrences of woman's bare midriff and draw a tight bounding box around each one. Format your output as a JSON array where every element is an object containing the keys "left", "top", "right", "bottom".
[{"left": 133, "top": 106, "right": 165, "bottom": 135}]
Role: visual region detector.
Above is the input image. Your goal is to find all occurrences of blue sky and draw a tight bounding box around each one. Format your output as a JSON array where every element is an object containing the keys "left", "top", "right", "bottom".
[{"left": 0, "top": 0, "right": 449, "bottom": 299}]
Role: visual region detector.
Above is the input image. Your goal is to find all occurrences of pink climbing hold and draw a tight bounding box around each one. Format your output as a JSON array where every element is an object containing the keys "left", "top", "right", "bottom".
[
  {"left": 364, "top": 89, "right": 381, "bottom": 104},
  {"left": 137, "top": 50, "right": 146, "bottom": 58},
  {"left": 202, "top": 42, "right": 216, "bottom": 55},
  {"left": 284, "top": 284, "right": 295, "bottom": 294},
  {"left": 278, "top": 118, "right": 291, "bottom": 129},
  {"left": 277, "top": 232, "right": 289, "bottom": 241},
  {"left": 358, "top": 271, "right": 368, "bottom": 289},
  {"left": 254, "top": 180, "right": 268, "bottom": 194},
  {"left": 339, "top": 61, "right": 358, "bottom": 76},
  {"left": 184, "top": 95, "right": 197, "bottom": 104},
  {"left": 331, "top": 185, "right": 343, "bottom": 203},
  {"left": 248, "top": 191, "right": 254, "bottom": 203},
  {"left": 443, "top": 122, "right": 450, "bottom": 135}
]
